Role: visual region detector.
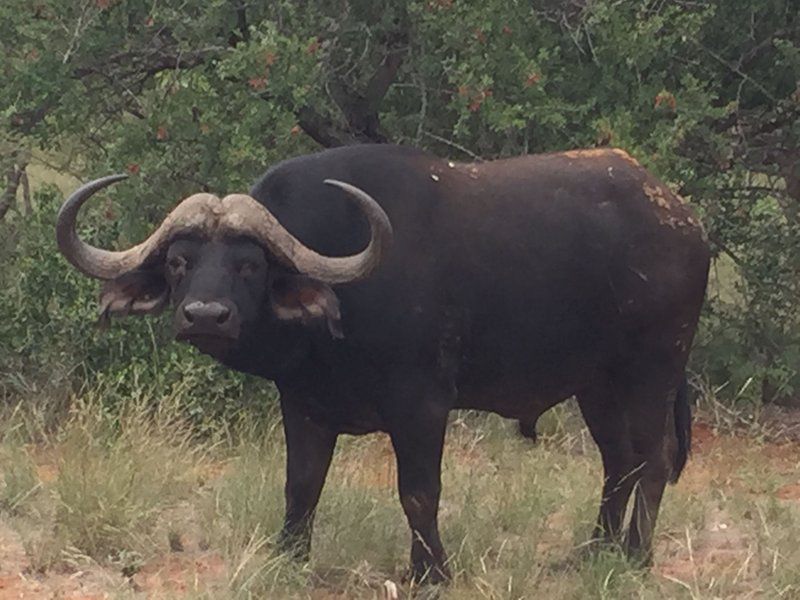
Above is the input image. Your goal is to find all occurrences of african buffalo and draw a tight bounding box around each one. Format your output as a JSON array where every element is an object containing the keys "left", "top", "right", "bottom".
[{"left": 57, "top": 144, "right": 710, "bottom": 582}]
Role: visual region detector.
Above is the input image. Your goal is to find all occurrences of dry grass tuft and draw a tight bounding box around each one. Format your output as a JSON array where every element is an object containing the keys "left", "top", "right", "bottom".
[{"left": 1, "top": 390, "right": 209, "bottom": 574}]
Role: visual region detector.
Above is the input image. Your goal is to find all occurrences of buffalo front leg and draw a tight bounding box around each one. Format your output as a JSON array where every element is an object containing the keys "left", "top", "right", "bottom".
[
  {"left": 386, "top": 398, "right": 451, "bottom": 583},
  {"left": 278, "top": 397, "right": 337, "bottom": 561}
]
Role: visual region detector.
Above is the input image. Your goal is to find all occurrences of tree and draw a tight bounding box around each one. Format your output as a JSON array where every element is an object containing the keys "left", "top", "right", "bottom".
[{"left": 1, "top": 0, "right": 798, "bottom": 403}]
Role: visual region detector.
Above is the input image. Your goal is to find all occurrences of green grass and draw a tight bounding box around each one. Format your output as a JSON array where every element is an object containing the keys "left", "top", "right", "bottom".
[{"left": 1, "top": 392, "right": 800, "bottom": 599}]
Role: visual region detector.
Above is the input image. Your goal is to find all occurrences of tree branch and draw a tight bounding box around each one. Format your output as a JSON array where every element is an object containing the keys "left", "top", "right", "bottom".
[
  {"left": 696, "top": 41, "right": 778, "bottom": 103},
  {"left": 296, "top": 106, "right": 357, "bottom": 148},
  {"left": 422, "top": 131, "right": 484, "bottom": 161},
  {"left": 20, "top": 169, "right": 31, "bottom": 216},
  {"left": 297, "top": 31, "right": 408, "bottom": 147},
  {"left": 0, "top": 153, "right": 29, "bottom": 221},
  {"left": 11, "top": 46, "right": 219, "bottom": 135}
]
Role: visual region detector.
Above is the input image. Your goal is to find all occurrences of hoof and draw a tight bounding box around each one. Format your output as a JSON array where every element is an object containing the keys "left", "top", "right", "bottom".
[
  {"left": 625, "top": 547, "right": 654, "bottom": 569},
  {"left": 572, "top": 533, "right": 627, "bottom": 564},
  {"left": 404, "top": 563, "right": 451, "bottom": 585},
  {"left": 276, "top": 531, "right": 311, "bottom": 563}
]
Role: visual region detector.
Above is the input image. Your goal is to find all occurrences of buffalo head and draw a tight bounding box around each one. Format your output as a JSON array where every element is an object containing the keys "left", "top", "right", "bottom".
[{"left": 56, "top": 175, "right": 392, "bottom": 358}]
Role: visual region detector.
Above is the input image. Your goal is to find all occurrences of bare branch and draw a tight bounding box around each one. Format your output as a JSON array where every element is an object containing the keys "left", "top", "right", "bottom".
[
  {"left": 414, "top": 76, "right": 428, "bottom": 145},
  {"left": 0, "top": 156, "right": 28, "bottom": 221},
  {"left": 20, "top": 170, "right": 31, "bottom": 216},
  {"left": 62, "top": 0, "right": 98, "bottom": 65},
  {"left": 422, "top": 131, "right": 484, "bottom": 162},
  {"left": 696, "top": 42, "right": 778, "bottom": 103}
]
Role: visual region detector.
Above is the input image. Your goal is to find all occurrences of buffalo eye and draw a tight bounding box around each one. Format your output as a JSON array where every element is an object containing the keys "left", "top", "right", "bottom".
[
  {"left": 168, "top": 255, "right": 190, "bottom": 275},
  {"left": 238, "top": 260, "right": 257, "bottom": 278}
]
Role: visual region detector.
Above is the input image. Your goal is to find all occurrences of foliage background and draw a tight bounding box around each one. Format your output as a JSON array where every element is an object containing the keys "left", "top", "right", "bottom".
[{"left": 0, "top": 0, "right": 797, "bottom": 417}]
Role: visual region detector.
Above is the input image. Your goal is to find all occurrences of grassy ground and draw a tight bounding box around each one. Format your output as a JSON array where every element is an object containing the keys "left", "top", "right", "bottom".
[{"left": 1, "top": 393, "right": 800, "bottom": 600}]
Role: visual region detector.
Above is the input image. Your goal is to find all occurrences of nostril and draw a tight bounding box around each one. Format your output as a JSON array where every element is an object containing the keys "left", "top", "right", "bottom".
[
  {"left": 182, "top": 301, "right": 205, "bottom": 324},
  {"left": 216, "top": 306, "right": 231, "bottom": 324}
]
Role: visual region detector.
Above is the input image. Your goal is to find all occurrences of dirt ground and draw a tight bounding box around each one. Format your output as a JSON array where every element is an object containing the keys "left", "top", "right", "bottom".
[{"left": 1, "top": 417, "right": 800, "bottom": 600}]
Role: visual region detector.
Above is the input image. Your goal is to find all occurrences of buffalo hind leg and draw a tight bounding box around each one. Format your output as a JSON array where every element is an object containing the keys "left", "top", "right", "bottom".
[
  {"left": 384, "top": 385, "right": 451, "bottom": 583},
  {"left": 578, "top": 385, "right": 638, "bottom": 547},
  {"left": 580, "top": 377, "right": 675, "bottom": 564},
  {"left": 278, "top": 396, "right": 337, "bottom": 561},
  {"left": 625, "top": 386, "right": 676, "bottom": 564}
]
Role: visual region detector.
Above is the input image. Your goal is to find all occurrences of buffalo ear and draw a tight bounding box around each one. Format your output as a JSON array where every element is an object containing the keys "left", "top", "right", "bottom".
[
  {"left": 269, "top": 274, "right": 343, "bottom": 339},
  {"left": 98, "top": 267, "right": 169, "bottom": 327}
]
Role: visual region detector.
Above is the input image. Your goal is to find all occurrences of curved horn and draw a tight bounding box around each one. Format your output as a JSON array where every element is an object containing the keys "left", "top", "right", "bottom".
[
  {"left": 57, "top": 174, "right": 220, "bottom": 280},
  {"left": 218, "top": 179, "right": 393, "bottom": 284},
  {"left": 58, "top": 176, "right": 392, "bottom": 284}
]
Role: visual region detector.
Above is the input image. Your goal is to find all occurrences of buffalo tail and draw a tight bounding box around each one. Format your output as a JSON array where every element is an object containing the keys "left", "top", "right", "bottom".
[{"left": 670, "top": 375, "right": 692, "bottom": 484}]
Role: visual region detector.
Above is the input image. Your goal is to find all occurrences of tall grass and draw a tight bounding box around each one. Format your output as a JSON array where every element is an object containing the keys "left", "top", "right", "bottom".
[
  {"left": 205, "top": 419, "right": 307, "bottom": 598},
  {"left": 0, "top": 386, "right": 209, "bottom": 574},
  {"left": 52, "top": 393, "right": 206, "bottom": 559},
  {"left": 1, "top": 388, "right": 800, "bottom": 598}
]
